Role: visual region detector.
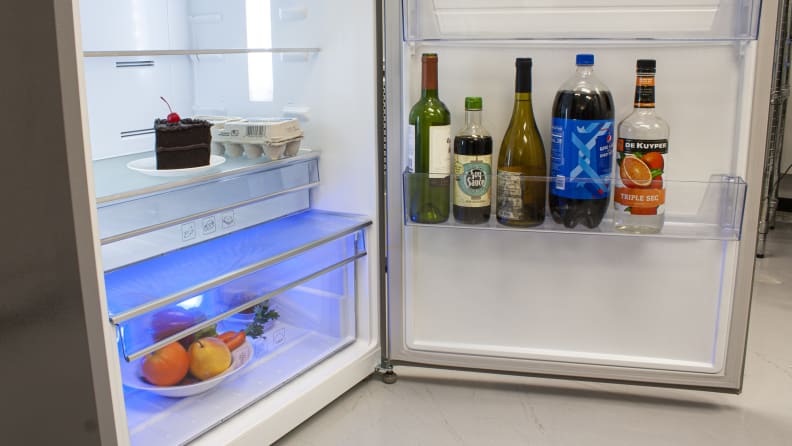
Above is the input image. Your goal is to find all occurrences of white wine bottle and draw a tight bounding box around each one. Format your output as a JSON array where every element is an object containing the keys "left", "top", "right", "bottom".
[{"left": 496, "top": 58, "right": 547, "bottom": 227}]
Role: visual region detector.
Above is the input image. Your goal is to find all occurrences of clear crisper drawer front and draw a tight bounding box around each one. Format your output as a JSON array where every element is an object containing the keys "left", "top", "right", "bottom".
[
  {"left": 404, "top": 0, "right": 761, "bottom": 41},
  {"left": 120, "top": 264, "right": 357, "bottom": 446},
  {"left": 95, "top": 154, "right": 319, "bottom": 243},
  {"left": 105, "top": 210, "right": 370, "bottom": 361}
]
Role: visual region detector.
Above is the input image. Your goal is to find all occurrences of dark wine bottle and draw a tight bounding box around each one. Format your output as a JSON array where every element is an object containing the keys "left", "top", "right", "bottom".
[{"left": 454, "top": 97, "right": 492, "bottom": 224}]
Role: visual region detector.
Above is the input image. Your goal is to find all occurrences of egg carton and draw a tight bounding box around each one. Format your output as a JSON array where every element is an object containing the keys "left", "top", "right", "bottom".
[
  {"left": 192, "top": 115, "right": 243, "bottom": 127},
  {"left": 222, "top": 118, "right": 303, "bottom": 142},
  {"left": 209, "top": 117, "right": 304, "bottom": 160},
  {"left": 212, "top": 136, "right": 303, "bottom": 160}
]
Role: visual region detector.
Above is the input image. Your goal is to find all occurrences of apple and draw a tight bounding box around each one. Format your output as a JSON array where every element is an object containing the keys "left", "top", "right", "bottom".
[
  {"left": 150, "top": 308, "right": 206, "bottom": 341},
  {"left": 188, "top": 337, "right": 232, "bottom": 381}
]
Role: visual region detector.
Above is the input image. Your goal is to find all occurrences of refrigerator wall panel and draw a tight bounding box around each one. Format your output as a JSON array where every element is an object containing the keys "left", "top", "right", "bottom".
[
  {"left": 82, "top": 56, "right": 194, "bottom": 160},
  {"left": 79, "top": 0, "right": 190, "bottom": 51},
  {"left": 402, "top": 229, "right": 735, "bottom": 373}
]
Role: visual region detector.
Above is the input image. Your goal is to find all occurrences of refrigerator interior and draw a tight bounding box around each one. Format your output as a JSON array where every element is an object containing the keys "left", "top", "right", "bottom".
[
  {"left": 387, "top": 0, "right": 761, "bottom": 380},
  {"left": 77, "top": 0, "right": 379, "bottom": 444}
]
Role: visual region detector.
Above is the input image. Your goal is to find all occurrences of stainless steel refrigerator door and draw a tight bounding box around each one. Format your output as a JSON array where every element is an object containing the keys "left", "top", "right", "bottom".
[{"left": 382, "top": 0, "right": 777, "bottom": 392}]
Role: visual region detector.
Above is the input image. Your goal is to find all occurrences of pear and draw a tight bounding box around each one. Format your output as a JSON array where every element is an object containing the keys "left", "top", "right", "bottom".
[{"left": 188, "top": 337, "right": 232, "bottom": 380}]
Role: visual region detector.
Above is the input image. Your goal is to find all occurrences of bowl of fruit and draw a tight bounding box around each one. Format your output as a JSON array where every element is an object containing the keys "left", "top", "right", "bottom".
[{"left": 122, "top": 330, "right": 253, "bottom": 398}]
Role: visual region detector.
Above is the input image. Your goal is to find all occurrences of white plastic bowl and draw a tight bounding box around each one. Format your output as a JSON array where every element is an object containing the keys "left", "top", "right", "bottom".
[{"left": 122, "top": 341, "right": 253, "bottom": 398}]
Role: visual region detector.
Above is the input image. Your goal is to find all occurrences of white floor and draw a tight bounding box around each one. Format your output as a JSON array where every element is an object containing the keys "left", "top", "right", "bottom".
[{"left": 277, "top": 223, "right": 792, "bottom": 446}]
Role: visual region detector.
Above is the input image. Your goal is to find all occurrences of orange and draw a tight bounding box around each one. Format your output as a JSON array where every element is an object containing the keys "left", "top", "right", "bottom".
[
  {"left": 642, "top": 152, "right": 664, "bottom": 170},
  {"left": 620, "top": 155, "right": 652, "bottom": 188},
  {"left": 142, "top": 342, "right": 190, "bottom": 386}
]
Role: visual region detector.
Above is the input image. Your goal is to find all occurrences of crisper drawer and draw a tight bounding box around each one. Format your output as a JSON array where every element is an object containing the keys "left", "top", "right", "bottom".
[
  {"left": 104, "top": 210, "right": 371, "bottom": 361},
  {"left": 122, "top": 263, "right": 358, "bottom": 446}
]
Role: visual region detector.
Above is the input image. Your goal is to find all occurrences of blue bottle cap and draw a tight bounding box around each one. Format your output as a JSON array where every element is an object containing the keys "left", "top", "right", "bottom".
[{"left": 576, "top": 54, "right": 594, "bottom": 66}]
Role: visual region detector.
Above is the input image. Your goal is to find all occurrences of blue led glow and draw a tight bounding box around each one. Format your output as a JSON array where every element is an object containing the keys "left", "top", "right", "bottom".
[{"left": 104, "top": 210, "right": 368, "bottom": 318}]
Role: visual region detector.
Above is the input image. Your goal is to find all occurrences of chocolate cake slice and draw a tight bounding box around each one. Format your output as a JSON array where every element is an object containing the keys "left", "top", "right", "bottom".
[{"left": 154, "top": 118, "right": 212, "bottom": 169}]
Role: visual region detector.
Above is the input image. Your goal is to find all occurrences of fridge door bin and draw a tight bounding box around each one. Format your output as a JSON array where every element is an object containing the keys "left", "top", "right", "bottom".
[
  {"left": 105, "top": 210, "right": 370, "bottom": 361},
  {"left": 95, "top": 151, "right": 320, "bottom": 244},
  {"left": 403, "top": 172, "right": 747, "bottom": 240},
  {"left": 403, "top": 0, "right": 761, "bottom": 41},
  {"left": 120, "top": 264, "right": 358, "bottom": 446}
]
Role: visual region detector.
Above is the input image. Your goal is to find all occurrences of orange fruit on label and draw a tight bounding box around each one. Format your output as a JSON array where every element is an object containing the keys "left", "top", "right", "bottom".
[
  {"left": 642, "top": 152, "right": 664, "bottom": 171},
  {"left": 620, "top": 155, "right": 652, "bottom": 188},
  {"left": 651, "top": 175, "right": 663, "bottom": 189}
]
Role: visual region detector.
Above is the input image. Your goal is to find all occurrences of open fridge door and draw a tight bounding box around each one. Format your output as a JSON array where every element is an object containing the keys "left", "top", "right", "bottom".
[{"left": 383, "top": 0, "right": 775, "bottom": 392}]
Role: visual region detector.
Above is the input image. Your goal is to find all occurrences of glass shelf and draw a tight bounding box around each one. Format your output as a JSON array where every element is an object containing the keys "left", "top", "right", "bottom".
[
  {"left": 105, "top": 209, "right": 370, "bottom": 361},
  {"left": 94, "top": 150, "right": 320, "bottom": 243},
  {"left": 403, "top": 0, "right": 761, "bottom": 42},
  {"left": 83, "top": 48, "right": 320, "bottom": 58},
  {"left": 403, "top": 172, "right": 746, "bottom": 240}
]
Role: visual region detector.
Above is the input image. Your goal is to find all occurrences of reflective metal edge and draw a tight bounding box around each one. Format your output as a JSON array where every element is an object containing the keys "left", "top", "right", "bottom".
[
  {"left": 376, "top": 0, "right": 390, "bottom": 365},
  {"left": 121, "top": 250, "right": 367, "bottom": 361},
  {"left": 110, "top": 220, "right": 372, "bottom": 325},
  {"left": 95, "top": 151, "right": 320, "bottom": 205},
  {"left": 387, "top": 360, "right": 742, "bottom": 394},
  {"left": 84, "top": 48, "right": 321, "bottom": 57},
  {"left": 99, "top": 181, "right": 319, "bottom": 245},
  {"left": 382, "top": 0, "right": 404, "bottom": 366}
]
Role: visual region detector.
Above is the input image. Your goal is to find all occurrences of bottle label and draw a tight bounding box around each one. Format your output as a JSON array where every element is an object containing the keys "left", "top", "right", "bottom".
[
  {"left": 429, "top": 125, "right": 451, "bottom": 179},
  {"left": 550, "top": 118, "right": 613, "bottom": 199},
  {"left": 635, "top": 75, "right": 656, "bottom": 108},
  {"left": 614, "top": 138, "right": 667, "bottom": 214},
  {"left": 407, "top": 124, "right": 416, "bottom": 172},
  {"left": 454, "top": 155, "right": 492, "bottom": 207},
  {"left": 497, "top": 170, "right": 525, "bottom": 220}
]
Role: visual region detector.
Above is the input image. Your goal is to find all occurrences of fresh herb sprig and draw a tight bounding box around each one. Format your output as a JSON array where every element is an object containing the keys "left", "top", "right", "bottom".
[{"left": 245, "top": 302, "right": 280, "bottom": 339}]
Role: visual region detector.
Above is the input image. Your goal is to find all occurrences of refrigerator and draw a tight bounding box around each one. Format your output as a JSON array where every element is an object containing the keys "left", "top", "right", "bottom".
[{"left": 15, "top": 0, "right": 776, "bottom": 444}]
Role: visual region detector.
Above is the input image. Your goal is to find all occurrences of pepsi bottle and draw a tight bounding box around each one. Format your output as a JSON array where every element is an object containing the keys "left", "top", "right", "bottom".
[{"left": 549, "top": 53, "right": 615, "bottom": 229}]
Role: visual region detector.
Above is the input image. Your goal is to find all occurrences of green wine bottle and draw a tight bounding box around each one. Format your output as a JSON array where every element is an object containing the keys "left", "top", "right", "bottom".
[
  {"left": 407, "top": 53, "right": 451, "bottom": 223},
  {"left": 496, "top": 58, "right": 547, "bottom": 227}
]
